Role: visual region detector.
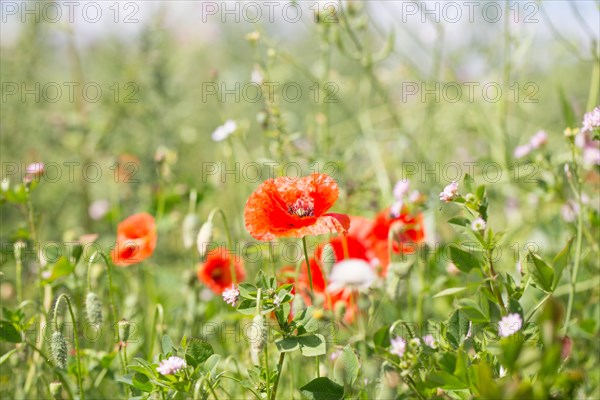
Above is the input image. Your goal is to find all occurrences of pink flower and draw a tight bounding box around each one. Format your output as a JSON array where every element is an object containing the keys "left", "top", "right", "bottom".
[
  {"left": 529, "top": 130, "right": 548, "bottom": 148},
  {"left": 513, "top": 144, "right": 531, "bottom": 158},
  {"left": 439, "top": 181, "right": 458, "bottom": 202},
  {"left": 581, "top": 106, "right": 600, "bottom": 134},
  {"left": 390, "top": 337, "right": 406, "bottom": 357},
  {"left": 156, "top": 356, "right": 187, "bottom": 375},
  {"left": 498, "top": 313, "right": 522, "bottom": 337},
  {"left": 222, "top": 284, "right": 240, "bottom": 306}
]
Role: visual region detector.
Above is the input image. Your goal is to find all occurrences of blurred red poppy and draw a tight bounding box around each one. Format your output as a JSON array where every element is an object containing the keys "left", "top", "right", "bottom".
[
  {"left": 365, "top": 207, "right": 425, "bottom": 275},
  {"left": 244, "top": 173, "right": 350, "bottom": 241},
  {"left": 197, "top": 248, "right": 246, "bottom": 294},
  {"left": 111, "top": 213, "right": 157, "bottom": 266}
]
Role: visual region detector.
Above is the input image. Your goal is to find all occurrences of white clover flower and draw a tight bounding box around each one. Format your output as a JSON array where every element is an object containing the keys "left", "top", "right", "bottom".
[
  {"left": 439, "top": 181, "right": 459, "bottom": 202},
  {"left": 471, "top": 217, "right": 486, "bottom": 231},
  {"left": 498, "top": 313, "right": 522, "bottom": 337},
  {"left": 211, "top": 120, "right": 237, "bottom": 142},
  {"left": 422, "top": 334, "right": 436, "bottom": 348},
  {"left": 390, "top": 337, "right": 406, "bottom": 357},
  {"left": 513, "top": 144, "right": 531, "bottom": 158},
  {"left": 327, "top": 259, "right": 377, "bottom": 293},
  {"left": 273, "top": 294, "right": 282, "bottom": 308},
  {"left": 156, "top": 356, "right": 187, "bottom": 375},
  {"left": 222, "top": 284, "right": 240, "bottom": 307}
]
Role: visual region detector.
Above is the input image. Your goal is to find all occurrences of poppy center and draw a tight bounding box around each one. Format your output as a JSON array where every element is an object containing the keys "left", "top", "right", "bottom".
[{"left": 289, "top": 196, "right": 314, "bottom": 218}]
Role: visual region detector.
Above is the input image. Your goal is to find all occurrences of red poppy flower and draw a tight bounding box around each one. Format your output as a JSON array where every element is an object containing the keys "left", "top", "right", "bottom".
[
  {"left": 315, "top": 216, "right": 373, "bottom": 263},
  {"left": 197, "top": 248, "right": 246, "bottom": 294},
  {"left": 366, "top": 207, "right": 425, "bottom": 274},
  {"left": 278, "top": 259, "right": 357, "bottom": 323},
  {"left": 111, "top": 213, "right": 157, "bottom": 266},
  {"left": 244, "top": 173, "right": 350, "bottom": 241}
]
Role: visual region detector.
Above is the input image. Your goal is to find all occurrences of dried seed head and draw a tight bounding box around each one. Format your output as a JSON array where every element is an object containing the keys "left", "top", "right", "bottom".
[
  {"left": 51, "top": 331, "right": 68, "bottom": 369},
  {"left": 85, "top": 292, "right": 103, "bottom": 326}
]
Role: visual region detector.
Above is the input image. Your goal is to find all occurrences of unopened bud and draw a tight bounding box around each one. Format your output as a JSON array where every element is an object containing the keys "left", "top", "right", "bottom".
[
  {"left": 182, "top": 214, "right": 200, "bottom": 250},
  {"left": 51, "top": 331, "right": 68, "bottom": 369},
  {"left": 118, "top": 320, "right": 131, "bottom": 342},
  {"left": 250, "top": 314, "right": 267, "bottom": 365},
  {"left": 85, "top": 292, "right": 103, "bottom": 326},
  {"left": 196, "top": 221, "right": 214, "bottom": 258}
]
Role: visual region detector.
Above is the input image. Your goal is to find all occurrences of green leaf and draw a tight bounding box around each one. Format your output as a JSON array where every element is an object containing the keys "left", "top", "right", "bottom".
[
  {"left": 300, "top": 377, "right": 344, "bottom": 400},
  {"left": 433, "top": 287, "right": 467, "bottom": 298},
  {"left": 185, "top": 338, "right": 214, "bottom": 367},
  {"left": 445, "top": 310, "right": 469, "bottom": 348},
  {"left": 373, "top": 326, "right": 390, "bottom": 349},
  {"left": 447, "top": 217, "right": 470, "bottom": 227},
  {"left": 552, "top": 238, "right": 573, "bottom": 290},
  {"left": 333, "top": 345, "right": 359, "bottom": 387},
  {"left": 203, "top": 354, "right": 221, "bottom": 375},
  {"left": 161, "top": 335, "right": 175, "bottom": 354},
  {"left": 44, "top": 257, "right": 74, "bottom": 283},
  {"left": 499, "top": 335, "right": 524, "bottom": 370},
  {"left": 275, "top": 337, "right": 300, "bottom": 353},
  {"left": 448, "top": 244, "right": 483, "bottom": 273},
  {"left": 425, "top": 370, "right": 469, "bottom": 390},
  {"left": 526, "top": 252, "right": 554, "bottom": 292},
  {"left": 0, "top": 321, "right": 22, "bottom": 343},
  {"left": 132, "top": 372, "right": 154, "bottom": 392},
  {"left": 298, "top": 334, "right": 326, "bottom": 357},
  {"left": 458, "top": 298, "right": 488, "bottom": 323},
  {"left": 237, "top": 299, "right": 257, "bottom": 315},
  {"left": 0, "top": 348, "right": 18, "bottom": 365},
  {"left": 237, "top": 283, "right": 257, "bottom": 299}
]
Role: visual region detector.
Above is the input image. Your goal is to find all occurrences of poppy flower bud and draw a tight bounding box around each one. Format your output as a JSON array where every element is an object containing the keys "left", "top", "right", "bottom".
[
  {"left": 182, "top": 214, "right": 200, "bottom": 250},
  {"left": 118, "top": 320, "right": 131, "bottom": 342},
  {"left": 51, "top": 331, "right": 68, "bottom": 369},
  {"left": 85, "top": 292, "right": 103, "bottom": 326},
  {"left": 320, "top": 244, "right": 336, "bottom": 276},
  {"left": 196, "top": 221, "right": 214, "bottom": 258},
  {"left": 249, "top": 314, "right": 267, "bottom": 365}
]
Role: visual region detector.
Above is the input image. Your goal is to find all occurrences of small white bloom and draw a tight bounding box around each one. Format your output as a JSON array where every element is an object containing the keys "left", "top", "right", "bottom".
[
  {"left": 499, "top": 365, "right": 507, "bottom": 378},
  {"left": 422, "top": 334, "right": 436, "bottom": 348},
  {"left": 393, "top": 179, "right": 410, "bottom": 200},
  {"left": 26, "top": 162, "right": 44, "bottom": 176},
  {"left": 409, "top": 337, "right": 421, "bottom": 347},
  {"left": 439, "top": 181, "right": 459, "bottom": 202},
  {"left": 390, "top": 337, "right": 406, "bottom": 357},
  {"left": 471, "top": 217, "right": 486, "bottom": 231},
  {"left": 327, "top": 259, "right": 377, "bottom": 293},
  {"left": 1, "top": 178, "right": 9, "bottom": 192},
  {"left": 211, "top": 120, "right": 237, "bottom": 142},
  {"left": 196, "top": 220, "right": 214, "bottom": 257},
  {"left": 529, "top": 130, "right": 548, "bottom": 149},
  {"left": 498, "top": 313, "right": 522, "bottom": 337},
  {"left": 251, "top": 66, "right": 264, "bottom": 85},
  {"left": 222, "top": 285, "right": 240, "bottom": 306},
  {"left": 465, "top": 193, "right": 476, "bottom": 203},
  {"left": 513, "top": 144, "right": 531, "bottom": 158},
  {"left": 156, "top": 356, "right": 187, "bottom": 375},
  {"left": 273, "top": 294, "right": 282, "bottom": 308}
]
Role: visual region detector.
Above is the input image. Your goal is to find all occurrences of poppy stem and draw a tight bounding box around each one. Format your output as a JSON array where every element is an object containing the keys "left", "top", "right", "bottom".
[
  {"left": 209, "top": 208, "right": 237, "bottom": 285},
  {"left": 301, "top": 236, "right": 314, "bottom": 293},
  {"left": 53, "top": 294, "right": 85, "bottom": 400}
]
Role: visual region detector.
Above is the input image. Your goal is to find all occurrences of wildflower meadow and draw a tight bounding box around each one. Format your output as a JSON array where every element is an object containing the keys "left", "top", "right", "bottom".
[{"left": 1, "top": 1, "right": 599, "bottom": 399}]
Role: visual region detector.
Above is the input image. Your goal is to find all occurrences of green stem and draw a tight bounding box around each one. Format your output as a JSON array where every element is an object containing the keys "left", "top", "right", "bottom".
[
  {"left": 98, "top": 252, "right": 128, "bottom": 374},
  {"left": 208, "top": 208, "right": 237, "bottom": 284},
  {"left": 270, "top": 352, "right": 286, "bottom": 400},
  {"left": 149, "top": 304, "right": 164, "bottom": 361},
  {"left": 301, "top": 236, "right": 320, "bottom": 377},
  {"left": 54, "top": 294, "right": 85, "bottom": 400},
  {"left": 14, "top": 242, "right": 23, "bottom": 304}
]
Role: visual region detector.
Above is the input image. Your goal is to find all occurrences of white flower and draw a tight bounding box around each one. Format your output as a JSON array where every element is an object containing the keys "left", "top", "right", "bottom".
[
  {"left": 498, "top": 313, "right": 522, "bottom": 337},
  {"left": 529, "top": 130, "right": 548, "bottom": 149},
  {"left": 390, "top": 337, "right": 406, "bottom": 357},
  {"left": 273, "top": 294, "right": 282, "bottom": 308},
  {"left": 211, "top": 120, "right": 237, "bottom": 142},
  {"left": 393, "top": 179, "right": 410, "bottom": 200},
  {"left": 439, "top": 181, "right": 459, "bottom": 202},
  {"left": 422, "top": 334, "right": 436, "bottom": 348},
  {"left": 222, "top": 285, "right": 240, "bottom": 306},
  {"left": 499, "top": 365, "right": 507, "bottom": 377},
  {"left": 327, "top": 259, "right": 377, "bottom": 293},
  {"left": 156, "top": 356, "right": 187, "bottom": 375},
  {"left": 1, "top": 178, "right": 9, "bottom": 192},
  {"left": 251, "top": 66, "right": 264, "bottom": 85},
  {"left": 471, "top": 217, "right": 486, "bottom": 231},
  {"left": 513, "top": 144, "right": 531, "bottom": 158}
]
